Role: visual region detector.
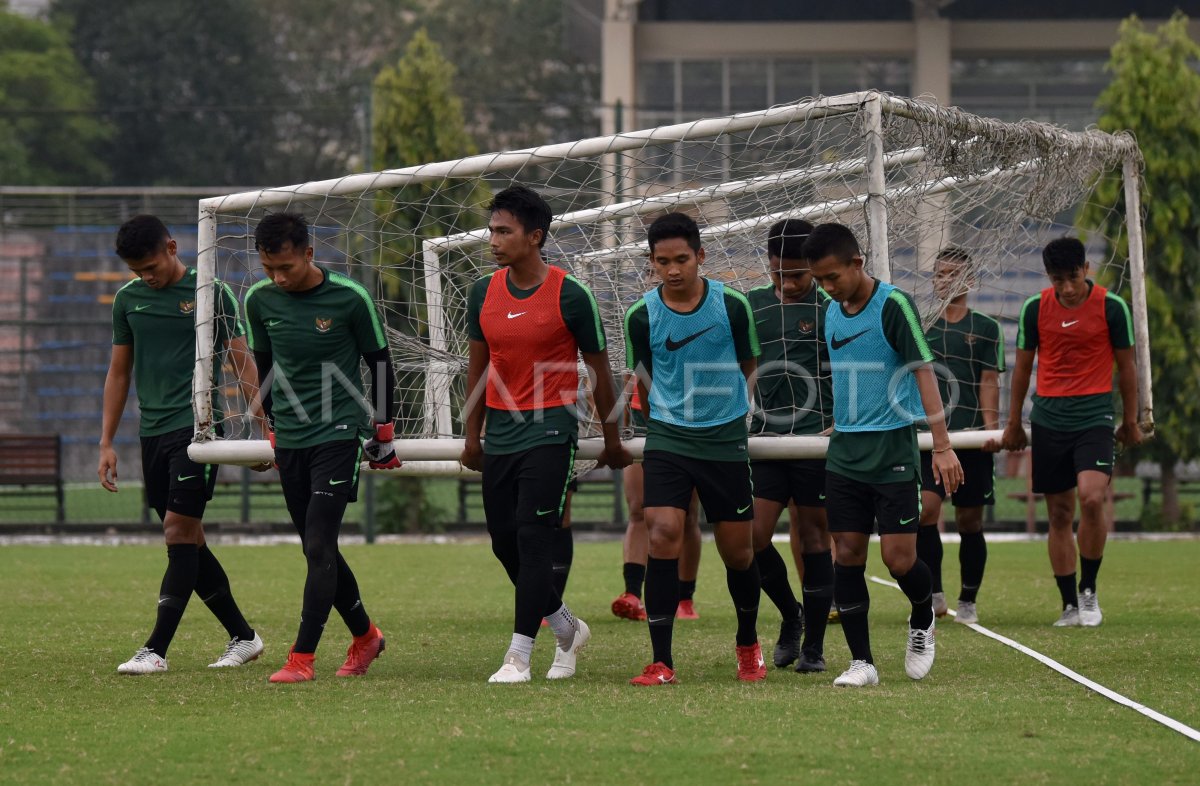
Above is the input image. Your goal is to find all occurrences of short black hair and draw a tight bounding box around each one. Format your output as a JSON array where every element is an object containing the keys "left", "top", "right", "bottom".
[
  {"left": 254, "top": 212, "right": 310, "bottom": 254},
  {"left": 1043, "top": 237, "right": 1086, "bottom": 275},
  {"left": 115, "top": 214, "right": 171, "bottom": 261},
  {"left": 647, "top": 212, "right": 701, "bottom": 253},
  {"left": 767, "top": 219, "right": 814, "bottom": 260},
  {"left": 937, "top": 245, "right": 972, "bottom": 266},
  {"left": 802, "top": 222, "right": 861, "bottom": 264},
  {"left": 488, "top": 185, "right": 552, "bottom": 248}
]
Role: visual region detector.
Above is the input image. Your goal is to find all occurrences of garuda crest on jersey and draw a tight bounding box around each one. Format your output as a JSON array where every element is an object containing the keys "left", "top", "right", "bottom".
[
  {"left": 797, "top": 319, "right": 815, "bottom": 335},
  {"left": 315, "top": 317, "right": 333, "bottom": 333},
  {"left": 178, "top": 300, "right": 195, "bottom": 315}
]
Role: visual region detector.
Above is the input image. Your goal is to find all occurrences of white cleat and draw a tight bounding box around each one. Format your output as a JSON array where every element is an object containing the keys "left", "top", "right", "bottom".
[
  {"left": 905, "top": 621, "right": 936, "bottom": 680},
  {"left": 209, "top": 632, "right": 265, "bottom": 668},
  {"left": 488, "top": 654, "right": 531, "bottom": 684},
  {"left": 546, "top": 618, "right": 590, "bottom": 680},
  {"left": 1078, "top": 589, "right": 1103, "bottom": 627},
  {"left": 833, "top": 660, "right": 879, "bottom": 687},
  {"left": 932, "top": 592, "right": 948, "bottom": 618},
  {"left": 1053, "top": 604, "right": 1080, "bottom": 627},
  {"left": 117, "top": 647, "right": 168, "bottom": 675},
  {"left": 954, "top": 601, "right": 978, "bottom": 625}
]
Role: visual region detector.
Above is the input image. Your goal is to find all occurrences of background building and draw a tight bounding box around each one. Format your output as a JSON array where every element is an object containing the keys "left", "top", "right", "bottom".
[{"left": 600, "top": 0, "right": 1200, "bottom": 135}]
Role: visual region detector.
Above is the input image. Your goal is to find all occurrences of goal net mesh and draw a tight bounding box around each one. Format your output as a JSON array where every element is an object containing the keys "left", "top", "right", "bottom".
[{"left": 193, "top": 92, "right": 1144, "bottom": 467}]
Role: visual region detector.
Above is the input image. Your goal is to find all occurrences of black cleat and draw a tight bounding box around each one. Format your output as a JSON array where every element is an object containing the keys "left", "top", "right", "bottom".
[
  {"left": 795, "top": 648, "right": 826, "bottom": 674},
  {"left": 772, "top": 616, "right": 803, "bottom": 668}
]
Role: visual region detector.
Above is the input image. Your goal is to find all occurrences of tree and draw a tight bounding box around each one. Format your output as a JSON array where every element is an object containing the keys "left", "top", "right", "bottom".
[
  {"left": 0, "top": 9, "right": 110, "bottom": 184},
  {"left": 52, "top": 0, "right": 284, "bottom": 186},
  {"left": 1084, "top": 12, "right": 1200, "bottom": 525},
  {"left": 371, "top": 28, "right": 490, "bottom": 533}
]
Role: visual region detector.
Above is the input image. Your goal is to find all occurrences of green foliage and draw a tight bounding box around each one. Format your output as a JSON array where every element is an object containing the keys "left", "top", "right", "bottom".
[
  {"left": 370, "top": 28, "right": 491, "bottom": 430},
  {"left": 0, "top": 9, "right": 110, "bottom": 184},
  {"left": 374, "top": 475, "right": 450, "bottom": 533},
  {"left": 1081, "top": 13, "right": 1200, "bottom": 476},
  {"left": 51, "top": 0, "right": 284, "bottom": 185}
]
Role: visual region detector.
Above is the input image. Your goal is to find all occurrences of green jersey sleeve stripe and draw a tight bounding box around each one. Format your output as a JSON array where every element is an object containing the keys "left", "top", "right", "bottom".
[
  {"left": 887, "top": 289, "right": 933, "bottom": 362},
  {"left": 329, "top": 271, "right": 387, "bottom": 349},
  {"left": 725, "top": 288, "right": 760, "bottom": 357},
  {"left": 1106, "top": 292, "right": 1134, "bottom": 345},
  {"left": 565, "top": 274, "right": 606, "bottom": 351},
  {"left": 1017, "top": 294, "right": 1041, "bottom": 349},
  {"left": 624, "top": 299, "right": 647, "bottom": 369}
]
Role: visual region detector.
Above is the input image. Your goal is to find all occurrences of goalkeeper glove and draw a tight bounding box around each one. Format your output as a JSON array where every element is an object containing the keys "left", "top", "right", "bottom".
[{"left": 363, "top": 422, "right": 401, "bottom": 469}]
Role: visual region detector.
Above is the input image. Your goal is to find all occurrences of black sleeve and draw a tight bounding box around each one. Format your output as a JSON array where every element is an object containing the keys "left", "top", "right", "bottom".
[
  {"left": 253, "top": 349, "right": 274, "bottom": 429},
  {"left": 362, "top": 347, "right": 395, "bottom": 424}
]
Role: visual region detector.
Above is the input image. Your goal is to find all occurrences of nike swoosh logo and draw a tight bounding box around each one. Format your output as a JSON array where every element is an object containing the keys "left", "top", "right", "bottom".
[
  {"left": 736, "top": 503, "right": 752, "bottom": 514},
  {"left": 665, "top": 325, "right": 716, "bottom": 351},
  {"left": 176, "top": 475, "right": 196, "bottom": 482},
  {"left": 829, "top": 329, "right": 870, "bottom": 350},
  {"left": 1061, "top": 320, "right": 1079, "bottom": 328},
  {"left": 900, "top": 516, "right": 916, "bottom": 525},
  {"left": 647, "top": 616, "right": 672, "bottom": 625},
  {"left": 536, "top": 508, "right": 556, "bottom": 516},
  {"left": 1096, "top": 460, "right": 1111, "bottom": 467},
  {"left": 818, "top": 494, "right": 826, "bottom": 500},
  {"left": 507, "top": 311, "right": 526, "bottom": 319},
  {"left": 266, "top": 319, "right": 282, "bottom": 327},
  {"left": 838, "top": 603, "right": 866, "bottom": 615},
  {"left": 134, "top": 304, "right": 151, "bottom": 312},
  {"left": 329, "top": 479, "right": 349, "bottom": 485}
]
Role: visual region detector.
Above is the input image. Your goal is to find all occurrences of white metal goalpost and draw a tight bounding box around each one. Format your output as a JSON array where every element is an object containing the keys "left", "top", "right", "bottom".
[{"left": 188, "top": 91, "right": 1153, "bottom": 473}]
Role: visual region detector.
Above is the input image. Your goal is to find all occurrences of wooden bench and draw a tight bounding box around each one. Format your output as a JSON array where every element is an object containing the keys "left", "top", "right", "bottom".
[{"left": 0, "top": 434, "right": 65, "bottom": 523}]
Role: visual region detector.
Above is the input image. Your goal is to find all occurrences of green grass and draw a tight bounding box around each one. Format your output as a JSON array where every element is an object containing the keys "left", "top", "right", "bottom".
[{"left": 1, "top": 539, "right": 1198, "bottom": 784}]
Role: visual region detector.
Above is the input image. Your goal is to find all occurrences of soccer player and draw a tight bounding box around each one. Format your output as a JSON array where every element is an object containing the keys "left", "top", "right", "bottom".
[
  {"left": 1001, "top": 237, "right": 1141, "bottom": 627},
  {"left": 747, "top": 218, "right": 836, "bottom": 673},
  {"left": 806, "top": 222, "right": 963, "bottom": 687},
  {"left": 100, "top": 214, "right": 264, "bottom": 675},
  {"left": 917, "top": 247, "right": 1004, "bottom": 625},
  {"left": 624, "top": 212, "right": 763, "bottom": 686},
  {"left": 611, "top": 382, "right": 704, "bottom": 622},
  {"left": 245, "top": 212, "right": 396, "bottom": 683},
  {"left": 460, "top": 185, "right": 630, "bottom": 683}
]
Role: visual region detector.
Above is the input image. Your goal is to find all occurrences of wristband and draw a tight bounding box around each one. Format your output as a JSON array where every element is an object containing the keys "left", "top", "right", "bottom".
[
  {"left": 374, "top": 422, "right": 395, "bottom": 441},
  {"left": 933, "top": 445, "right": 952, "bottom": 454}
]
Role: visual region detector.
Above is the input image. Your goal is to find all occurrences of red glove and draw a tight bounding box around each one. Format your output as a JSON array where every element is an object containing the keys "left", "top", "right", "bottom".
[{"left": 363, "top": 422, "right": 401, "bottom": 469}]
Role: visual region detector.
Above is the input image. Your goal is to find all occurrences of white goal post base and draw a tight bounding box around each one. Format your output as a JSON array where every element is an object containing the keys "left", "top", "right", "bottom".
[{"left": 188, "top": 430, "right": 1011, "bottom": 472}]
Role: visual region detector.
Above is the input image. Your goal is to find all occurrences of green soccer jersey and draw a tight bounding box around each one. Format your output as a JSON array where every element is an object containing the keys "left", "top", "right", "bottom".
[
  {"left": 243, "top": 267, "right": 387, "bottom": 449},
  {"left": 112, "top": 269, "right": 243, "bottom": 437},
  {"left": 465, "top": 270, "right": 606, "bottom": 455},
  {"left": 825, "top": 283, "right": 930, "bottom": 484},
  {"left": 924, "top": 308, "right": 1004, "bottom": 431},
  {"left": 747, "top": 282, "right": 832, "bottom": 435}
]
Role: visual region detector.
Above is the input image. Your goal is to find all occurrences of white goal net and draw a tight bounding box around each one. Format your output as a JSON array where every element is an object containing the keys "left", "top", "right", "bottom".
[{"left": 188, "top": 91, "right": 1152, "bottom": 470}]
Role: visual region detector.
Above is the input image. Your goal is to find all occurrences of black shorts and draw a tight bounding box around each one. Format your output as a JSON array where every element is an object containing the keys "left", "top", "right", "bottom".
[
  {"left": 140, "top": 426, "right": 218, "bottom": 519},
  {"left": 921, "top": 449, "right": 995, "bottom": 507},
  {"left": 826, "top": 470, "right": 920, "bottom": 536},
  {"left": 643, "top": 450, "right": 753, "bottom": 523},
  {"left": 751, "top": 458, "right": 826, "bottom": 508},
  {"left": 275, "top": 439, "right": 362, "bottom": 504},
  {"left": 482, "top": 443, "right": 575, "bottom": 531},
  {"left": 1031, "top": 423, "right": 1114, "bottom": 495}
]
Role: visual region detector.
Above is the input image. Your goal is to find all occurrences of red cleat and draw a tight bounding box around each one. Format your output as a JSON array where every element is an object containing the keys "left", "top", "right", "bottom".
[
  {"left": 736, "top": 642, "right": 767, "bottom": 682},
  {"left": 269, "top": 647, "right": 315, "bottom": 683},
  {"left": 336, "top": 622, "right": 385, "bottom": 677},
  {"left": 630, "top": 661, "right": 677, "bottom": 686},
  {"left": 675, "top": 599, "right": 699, "bottom": 620},
  {"left": 611, "top": 592, "right": 647, "bottom": 621}
]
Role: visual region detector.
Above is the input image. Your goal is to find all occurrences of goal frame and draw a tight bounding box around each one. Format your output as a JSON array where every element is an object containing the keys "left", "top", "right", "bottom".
[{"left": 188, "top": 91, "right": 1152, "bottom": 471}]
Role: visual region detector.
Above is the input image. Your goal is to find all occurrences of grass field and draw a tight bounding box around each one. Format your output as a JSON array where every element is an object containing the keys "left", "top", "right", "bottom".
[{"left": 1, "top": 539, "right": 1197, "bottom": 784}]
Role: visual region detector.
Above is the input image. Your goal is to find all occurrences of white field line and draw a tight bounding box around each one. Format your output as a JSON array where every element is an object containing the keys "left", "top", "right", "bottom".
[{"left": 867, "top": 575, "right": 1200, "bottom": 743}]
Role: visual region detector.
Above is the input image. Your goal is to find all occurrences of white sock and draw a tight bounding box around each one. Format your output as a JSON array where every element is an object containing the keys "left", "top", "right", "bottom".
[
  {"left": 545, "top": 604, "right": 577, "bottom": 649},
  {"left": 505, "top": 633, "right": 535, "bottom": 667}
]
